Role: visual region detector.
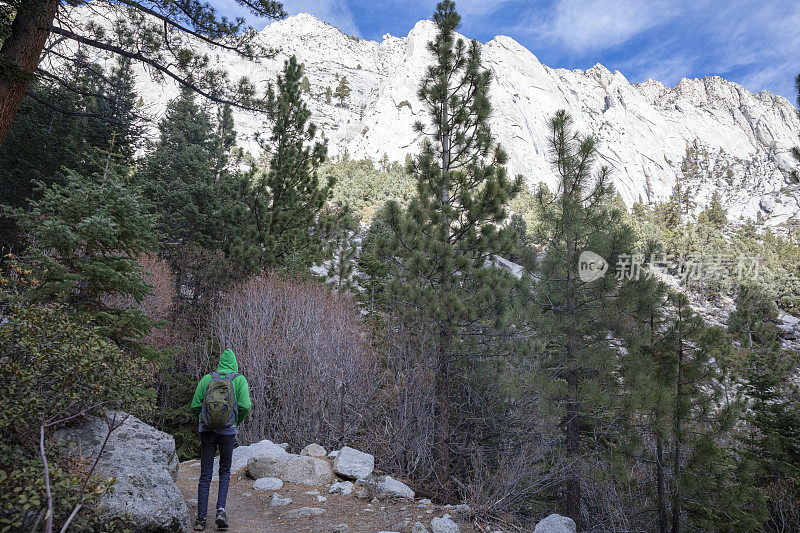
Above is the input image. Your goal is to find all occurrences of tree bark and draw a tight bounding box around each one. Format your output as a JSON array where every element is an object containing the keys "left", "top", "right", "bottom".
[
  {"left": 434, "top": 335, "right": 451, "bottom": 486},
  {"left": 671, "top": 337, "right": 684, "bottom": 533},
  {"left": 657, "top": 433, "right": 668, "bottom": 533},
  {"left": 0, "top": 0, "right": 60, "bottom": 147}
]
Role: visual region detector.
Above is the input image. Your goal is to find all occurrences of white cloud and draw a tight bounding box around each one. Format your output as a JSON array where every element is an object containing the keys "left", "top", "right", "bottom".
[{"left": 524, "top": 0, "right": 682, "bottom": 52}]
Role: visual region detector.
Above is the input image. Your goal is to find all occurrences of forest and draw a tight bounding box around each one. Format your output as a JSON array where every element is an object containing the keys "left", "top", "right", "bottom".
[{"left": 1, "top": 0, "right": 800, "bottom": 531}]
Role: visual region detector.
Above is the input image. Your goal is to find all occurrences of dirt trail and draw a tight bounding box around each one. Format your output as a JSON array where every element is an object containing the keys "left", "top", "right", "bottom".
[{"left": 177, "top": 458, "right": 469, "bottom": 533}]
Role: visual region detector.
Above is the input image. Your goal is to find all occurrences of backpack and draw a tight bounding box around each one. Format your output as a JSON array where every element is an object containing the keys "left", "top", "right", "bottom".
[{"left": 200, "top": 372, "right": 239, "bottom": 430}]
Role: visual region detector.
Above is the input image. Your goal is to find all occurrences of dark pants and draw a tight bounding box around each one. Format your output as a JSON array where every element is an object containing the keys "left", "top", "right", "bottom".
[{"left": 197, "top": 431, "right": 236, "bottom": 520}]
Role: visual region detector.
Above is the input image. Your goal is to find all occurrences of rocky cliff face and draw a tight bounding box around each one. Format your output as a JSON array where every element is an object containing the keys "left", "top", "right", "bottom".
[{"left": 70, "top": 10, "right": 800, "bottom": 224}]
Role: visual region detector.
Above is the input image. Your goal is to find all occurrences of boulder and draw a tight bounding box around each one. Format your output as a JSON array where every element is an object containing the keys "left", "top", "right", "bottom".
[
  {"left": 329, "top": 480, "right": 355, "bottom": 495},
  {"left": 431, "top": 514, "right": 459, "bottom": 533},
  {"left": 328, "top": 449, "right": 340, "bottom": 458},
  {"left": 270, "top": 493, "right": 292, "bottom": 507},
  {"left": 246, "top": 443, "right": 292, "bottom": 479},
  {"left": 252, "top": 477, "right": 284, "bottom": 491},
  {"left": 282, "top": 507, "right": 326, "bottom": 518},
  {"left": 533, "top": 514, "right": 577, "bottom": 533},
  {"left": 333, "top": 446, "right": 374, "bottom": 479},
  {"left": 376, "top": 475, "right": 414, "bottom": 500},
  {"left": 54, "top": 411, "right": 190, "bottom": 532},
  {"left": 214, "top": 439, "right": 286, "bottom": 481},
  {"left": 301, "top": 443, "right": 327, "bottom": 457},
  {"left": 283, "top": 455, "right": 334, "bottom": 485},
  {"left": 412, "top": 523, "right": 430, "bottom": 533}
]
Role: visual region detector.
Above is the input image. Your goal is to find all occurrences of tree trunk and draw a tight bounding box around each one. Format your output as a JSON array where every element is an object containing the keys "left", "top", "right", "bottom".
[
  {"left": 565, "top": 364, "right": 581, "bottom": 529},
  {"left": 657, "top": 433, "right": 668, "bottom": 533},
  {"left": 433, "top": 72, "right": 452, "bottom": 488},
  {"left": 564, "top": 235, "right": 582, "bottom": 530},
  {"left": 433, "top": 335, "right": 451, "bottom": 486},
  {"left": 0, "top": 0, "right": 60, "bottom": 147},
  {"left": 671, "top": 340, "right": 684, "bottom": 533}
]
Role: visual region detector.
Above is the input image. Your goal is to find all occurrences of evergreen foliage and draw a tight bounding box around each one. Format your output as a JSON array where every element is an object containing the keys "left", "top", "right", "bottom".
[
  {"left": 7, "top": 163, "right": 158, "bottom": 353},
  {"left": 731, "top": 284, "right": 800, "bottom": 532},
  {"left": 245, "top": 55, "right": 332, "bottom": 274},
  {"left": 531, "top": 109, "right": 635, "bottom": 526},
  {"left": 334, "top": 76, "right": 351, "bottom": 106},
  {"left": 325, "top": 205, "right": 359, "bottom": 291},
  {"left": 0, "top": 57, "right": 142, "bottom": 250},
  {"left": 378, "top": 0, "right": 523, "bottom": 486},
  {"left": 323, "top": 157, "right": 415, "bottom": 222},
  {"left": 139, "top": 88, "right": 240, "bottom": 255}
]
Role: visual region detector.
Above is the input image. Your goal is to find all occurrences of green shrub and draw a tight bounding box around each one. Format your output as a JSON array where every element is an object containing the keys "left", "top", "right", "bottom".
[{"left": 0, "top": 300, "right": 152, "bottom": 531}]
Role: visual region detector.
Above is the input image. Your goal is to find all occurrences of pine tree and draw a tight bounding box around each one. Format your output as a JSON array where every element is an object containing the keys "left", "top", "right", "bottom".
[
  {"left": 139, "top": 88, "right": 226, "bottom": 252},
  {"left": 731, "top": 284, "right": 800, "bottom": 531},
  {"left": 379, "top": 0, "right": 523, "bottom": 487},
  {"left": 245, "top": 55, "right": 332, "bottom": 274},
  {"left": 356, "top": 203, "right": 396, "bottom": 315},
  {"left": 532, "top": 110, "right": 636, "bottom": 527},
  {"left": 325, "top": 86, "right": 332, "bottom": 104},
  {"left": 8, "top": 158, "right": 158, "bottom": 352},
  {"left": 700, "top": 190, "right": 727, "bottom": 229},
  {"left": 300, "top": 75, "right": 311, "bottom": 94},
  {"left": 0, "top": 57, "right": 143, "bottom": 250},
  {"left": 326, "top": 205, "right": 359, "bottom": 291},
  {"left": 334, "top": 76, "right": 351, "bottom": 106},
  {"left": 662, "top": 294, "right": 758, "bottom": 531}
]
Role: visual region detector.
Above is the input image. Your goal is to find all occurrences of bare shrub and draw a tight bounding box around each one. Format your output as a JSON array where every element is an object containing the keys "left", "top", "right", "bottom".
[
  {"left": 369, "top": 315, "right": 437, "bottom": 481},
  {"left": 212, "top": 275, "right": 382, "bottom": 448},
  {"left": 102, "top": 253, "right": 176, "bottom": 350}
]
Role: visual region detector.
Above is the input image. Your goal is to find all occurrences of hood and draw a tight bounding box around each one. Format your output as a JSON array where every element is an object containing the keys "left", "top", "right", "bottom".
[{"left": 217, "top": 349, "right": 239, "bottom": 374}]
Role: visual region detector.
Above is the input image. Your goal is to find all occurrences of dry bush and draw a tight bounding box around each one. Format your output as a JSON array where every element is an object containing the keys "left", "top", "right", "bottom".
[
  {"left": 103, "top": 253, "right": 177, "bottom": 350},
  {"left": 212, "top": 275, "right": 383, "bottom": 449},
  {"left": 369, "top": 315, "right": 437, "bottom": 481}
]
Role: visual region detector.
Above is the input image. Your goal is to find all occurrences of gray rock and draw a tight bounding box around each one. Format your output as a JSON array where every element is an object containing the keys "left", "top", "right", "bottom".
[
  {"left": 215, "top": 439, "right": 286, "bottom": 481},
  {"left": 54, "top": 411, "right": 190, "bottom": 532},
  {"left": 376, "top": 475, "right": 415, "bottom": 500},
  {"left": 252, "top": 477, "right": 284, "bottom": 491},
  {"left": 412, "top": 523, "right": 430, "bottom": 533},
  {"left": 282, "top": 507, "right": 326, "bottom": 518},
  {"left": 300, "top": 443, "right": 327, "bottom": 457},
  {"left": 270, "top": 493, "right": 292, "bottom": 507},
  {"left": 431, "top": 514, "right": 459, "bottom": 533},
  {"left": 533, "top": 513, "right": 577, "bottom": 533},
  {"left": 328, "top": 449, "right": 339, "bottom": 458},
  {"left": 329, "top": 480, "right": 355, "bottom": 495},
  {"left": 333, "top": 446, "right": 374, "bottom": 480},
  {"left": 282, "top": 455, "right": 334, "bottom": 485},
  {"left": 389, "top": 517, "right": 412, "bottom": 531},
  {"left": 246, "top": 443, "right": 292, "bottom": 479},
  {"left": 330, "top": 524, "right": 350, "bottom": 533},
  {"left": 760, "top": 197, "right": 776, "bottom": 213},
  {"left": 317, "top": 495, "right": 327, "bottom": 502}
]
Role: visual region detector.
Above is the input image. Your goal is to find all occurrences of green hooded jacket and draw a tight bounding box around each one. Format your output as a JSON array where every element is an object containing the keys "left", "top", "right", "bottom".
[{"left": 191, "top": 349, "right": 251, "bottom": 431}]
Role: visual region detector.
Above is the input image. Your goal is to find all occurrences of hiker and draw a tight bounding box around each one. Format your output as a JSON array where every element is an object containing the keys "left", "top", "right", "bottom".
[{"left": 190, "top": 348, "right": 251, "bottom": 531}]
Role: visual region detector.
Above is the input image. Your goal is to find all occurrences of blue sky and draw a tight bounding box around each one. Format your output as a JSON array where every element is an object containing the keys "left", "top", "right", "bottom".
[{"left": 211, "top": 0, "right": 800, "bottom": 102}]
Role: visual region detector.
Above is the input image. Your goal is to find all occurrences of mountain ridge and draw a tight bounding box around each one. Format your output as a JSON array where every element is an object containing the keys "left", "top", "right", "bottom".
[{"left": 68, "top": 8, "right": 800, "bottom": 224}]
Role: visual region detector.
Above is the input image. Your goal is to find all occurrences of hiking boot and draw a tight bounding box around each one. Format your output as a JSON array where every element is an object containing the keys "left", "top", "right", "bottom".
[
  {"left": 215, "top": 509, "right": 228, "bottom": 530},
  {"left": 193, "top": 518, "right": 206, "bottom": 531}
]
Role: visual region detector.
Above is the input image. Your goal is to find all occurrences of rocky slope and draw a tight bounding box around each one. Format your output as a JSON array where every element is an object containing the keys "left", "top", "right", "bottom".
[{"left": 64, "top": 8, "right": 800, "bottom": 225}]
